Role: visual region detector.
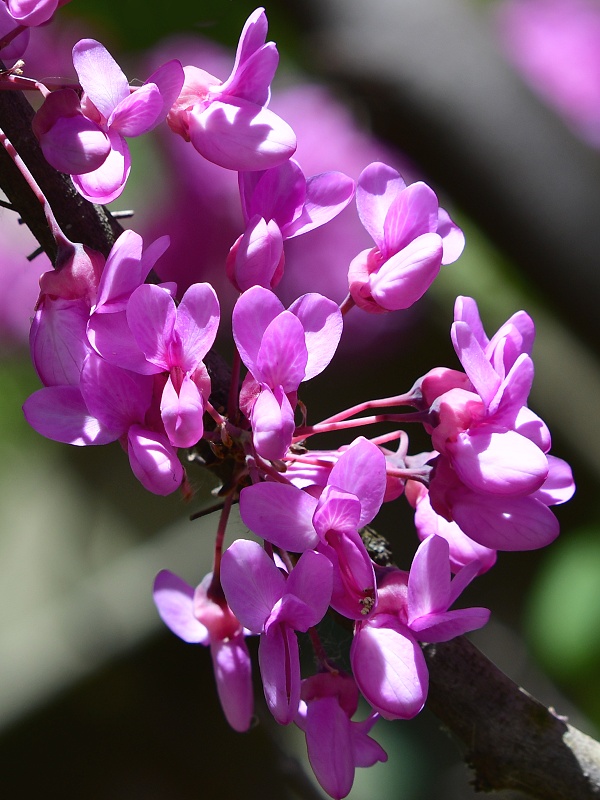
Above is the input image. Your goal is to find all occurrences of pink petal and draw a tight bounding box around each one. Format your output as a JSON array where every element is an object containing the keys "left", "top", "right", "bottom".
[
  {"left": 370, "top": 232, "right": 443, "bottom": 310},
  {"left": 94, "top": 231, "right": 169, "bottom": 313},
  {"left": 256, "top": 311, "right": 307, "bottom": 390},
  {"left": 259, "top": 625, "right": 300, "bottom": 724},
  {"left": 288, "top": 293, "right": 343, "bottom": 381},
  {"left": 450, "top": 491, "right": 560, "bottom": 551},
  {"left": 451, "top": 320, "right": 501, "bottom": 408},
  {"left": 81, "top": 354, "right": 153, "bottom": 430},
  {"left": 143, "top": 59, "right": 185, "bottom": 121},
  {"left": 7, "top": 0, "right": 57, "bottom": 26},
  {"left": 232, "top": 285, "right": 284, "bottom": 373},
  {"left": 109, "top": 82, "right": 164, "bottom": 137},
  {"left": 175, "top": 282, "right": 220, "bottom": 369},
  {"left": 40, "top": 114, "right": 110, "bottom": 175},
  {"left": 285, "top": 550, "right": 333, "bottom": 623},
  {"left": 356, "top": 162, "right": 407, "bottom": 250},
  {"left": 313, "top": 486, "right": 362, "bottom": 538},
  {"left": 536, "top": 455, "right": 576, "bottom": 506},
  {"left": 318, "top": 527, "right": 375, "bottom": 620},
  {"left": 305, "top": 697, "right": 355, "bottom": 799},
  {"left": 72, "top": 128, "right": 130, "bottom": 204},
  {"left": 87, "top": 310, "right": 158, "bottom": 375},
  {"left": 408, "top": 534, "right": 451, "bottom": 621},
  {"left": 72, "top": 39, "right": 130, "bottom": 119},
  {"left": 284, "top": 171, "right": 355, "bottom": 238},
  {"left": 251, "top": 385, "right": 296, "bottom": 461},
  {"left": 350, "top": 619, "right": 428, "bottom": 720},
  {"left": 161, "top": 374, "right": 204, "bottom": 448},
  {"left": 454, "top": 296, "right": 488, "bottom": 349},
  {"left": 210, "top": 635, "right": 253, "bottom": 732},
  {"left": 219, "top": 42, "right": 279, "bottom": 106},
  {"left": 327, "top": 437, "right": 386, "bottom": 527},
  {"left": 409, "top": 607, "right": 490, "bottom": 642},
  {"left": 220, "top": 539, "right": 286, "bottom": 632},
  {"left": 437, "top": 207, "right": 465, "bottom": 264},
  {"left": 23, "top": 385, "right": 115, "bottom": 445},
  {"left": 30, "top": 297, "right": 90, "bottom": 387},
  {"left": 415, "top": 493, "right": 497, "bottom": 575},
  {"left": 153, "top": 569, "right": 208, "bottom": 644},
  {"left": 228, "top": 216, "right": 284, "bottom": 292},
  {"left": 127, "top": 284, "right": 176, "bottom": 370},
  {"left": 449, "top": 427, "right": 548, "bottom": 496},
  {"left": 239, "top": 482, "right": 319, "bottom": 552},
  {"left": 383, "top": 181, "right": 439, "bottom": 258},
  {"left": 189, "top": 98, "right": 296, "bottom": 171},
  {"left": 242, "top": 159, "right": 306, "bottom": 229},
  {"left": 127, "top": 425, "right": 183, "bottom": 496}
]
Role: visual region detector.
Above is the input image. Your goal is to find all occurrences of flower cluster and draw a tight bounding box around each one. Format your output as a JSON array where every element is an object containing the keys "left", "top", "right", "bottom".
[{"left": 8, "top": 5, "right": 575, "bottom": 798}]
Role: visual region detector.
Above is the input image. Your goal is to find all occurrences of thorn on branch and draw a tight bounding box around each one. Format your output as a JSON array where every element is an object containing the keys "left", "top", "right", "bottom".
[
  {"left": 26, "top": 246, "right": 44, "bottom": 261},
  {"left": 111, "top": 209, "right": 135, "bottom": 219}
]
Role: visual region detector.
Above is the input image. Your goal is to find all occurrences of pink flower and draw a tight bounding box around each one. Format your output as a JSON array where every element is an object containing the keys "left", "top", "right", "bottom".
[
  {"left": 23, "top": 353, "right": 184, "bottom": 495},
  {"left": 34, "top": 39, "right": 184, "bottom": 203},
  {"left": 351, "top": 534, "right": 489, "bottom": 720},
  {"left": 226, "top": 159, "right": 354, "bottom": 292},
  {"left": 233, "top": 286, "right": 342, "bottom": 460},
  {"left": 153, "top": 570, "right": 253, "bottom": 732},
  {"left": 221, "top": 539, "right": 333, "bottom": 724},
  {"left": 240, "top": 437, "right": 387, "bottom": 619},
  {"left": 295, "top": 672, "right": 387, "bottom": 799},
  {"left": 348, "top": 162, "right": 464, "bottom": 312},
  {"left": 167, "top": 8, "right": 296, "bottom": 171}
]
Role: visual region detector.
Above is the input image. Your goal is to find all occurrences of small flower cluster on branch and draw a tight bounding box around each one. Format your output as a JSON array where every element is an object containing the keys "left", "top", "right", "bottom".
[{"left": 2, "top": 5, "right": 575, "bottom": 799}]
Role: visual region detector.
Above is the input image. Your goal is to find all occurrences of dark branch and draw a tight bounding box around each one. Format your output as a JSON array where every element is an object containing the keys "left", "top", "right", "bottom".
[{"left": 424, "top": 637, "right": 600, "bottom": 798}]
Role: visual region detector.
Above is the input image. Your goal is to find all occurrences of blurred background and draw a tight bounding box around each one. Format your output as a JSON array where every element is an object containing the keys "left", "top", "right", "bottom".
[{"left": 1, "top": 0, "right": 600, "bottom": 797}]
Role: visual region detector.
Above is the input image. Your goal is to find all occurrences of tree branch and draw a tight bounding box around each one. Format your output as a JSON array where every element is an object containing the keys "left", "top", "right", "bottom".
[{"left": 424, "top": 637, "right": 600, "bottom": 798}]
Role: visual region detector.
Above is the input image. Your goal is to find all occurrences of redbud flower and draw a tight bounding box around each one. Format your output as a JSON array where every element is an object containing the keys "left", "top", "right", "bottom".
[
  {"left": 34, "top": 39, "right": 184, "bottom": 203},
  {"left": 295, "top": 672, "right": 388, "bottom": 799},
  {"left": 232, "top": 286, "right": 342, "bottom": 460},
  {"left": 226, "top": 159, "right": 354, "bottom": 292},
  {"left": 240, "top": 437, "right": 387, "bottom": 619},
  {"left": 221, "top": 539, "right": 333, "bottom": 724},
  {"left": 167, "top": 7, "right": 296, "bottom": 171},
  {"left": 348, "top": 162, "right": 464, "bottom": 312},
  {"left": 153, "top": 570, "right": 253, "bottom": 732},
  {"left": 351, "top": 534, "right": 489, "bottom": 720}
]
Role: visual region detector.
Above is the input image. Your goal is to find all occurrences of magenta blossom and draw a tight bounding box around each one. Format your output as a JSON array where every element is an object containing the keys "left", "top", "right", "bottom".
[
  {"left": 221, "top": 539, "right": 333, "bottom": 725},
  {"left": 34, "top": 39, "right": 184, "bottom": 203},
  {"left": 124, "top": 282, "right": 219, "bottom": 448},
  {"left": 226, "top": 159, "right": 355, "bottom": 292},
  {"left": 295, "top": 672, "right": 387, "bottom": 799},
  {"left": 23, "top": 352, "right": 184, "bottom": 495},
  {"left": 240, "top": 437, "right": 387, "bottom": 619},
  {"left": 233, "top": 285, "right": 342, "bottom": 460},
  {"left": 153, "top": 570, "right": 253, "bottom": 732},
  {"left": 348, "top": 162, "right": 464, "bottom": 313},
  {"left": 422, "top": 296, "right": 575, "bottom": 550},
  {"left": 351, "top": 534, "right": 489, "bottom": 720},
  {"left": 167, "top": 7, "right": 296, "bottom": 171}
]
